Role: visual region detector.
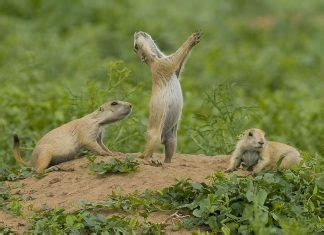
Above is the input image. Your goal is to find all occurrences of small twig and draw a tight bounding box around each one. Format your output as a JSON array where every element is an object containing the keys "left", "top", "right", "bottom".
[{"left": 163, "top": 211, "right": 190, "bottom": 225}]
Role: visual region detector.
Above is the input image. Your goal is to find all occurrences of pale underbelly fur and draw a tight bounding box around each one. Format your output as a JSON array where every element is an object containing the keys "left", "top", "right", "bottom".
[{"left": 150, "top": 74, "right": 183, "bottom": 140}]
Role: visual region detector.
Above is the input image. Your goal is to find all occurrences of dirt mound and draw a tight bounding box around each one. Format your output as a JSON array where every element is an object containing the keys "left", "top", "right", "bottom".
[{"left": 1, "top": 153, "right": 234, "bottom": 233}]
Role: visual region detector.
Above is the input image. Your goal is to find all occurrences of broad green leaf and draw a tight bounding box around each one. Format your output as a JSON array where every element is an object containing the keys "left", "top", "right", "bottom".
[
  {"left": 65, "top": 215, "right": 76, "bottom": 227},
  {"left": 256, "top": 189, "right": 268, "bottom": 206},
  {"left": 246, "top": 181, "right": 254, "bottom": 202}
]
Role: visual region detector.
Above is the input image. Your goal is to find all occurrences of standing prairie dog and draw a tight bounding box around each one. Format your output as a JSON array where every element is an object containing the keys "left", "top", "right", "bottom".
[
  {"left": 133, "top": 31, "right": 200, "bottom": 163},
  {"left": 13, "top": 100, "right": 132, "bottom": 172},
  {"left": 226, "top": 128, "right": 301, "bottom": 174}
]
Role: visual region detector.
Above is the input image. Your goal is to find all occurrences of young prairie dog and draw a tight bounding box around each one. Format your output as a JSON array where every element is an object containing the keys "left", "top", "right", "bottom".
[
  {"left": 226, "top": 128, "right": 301, "bottom": 174},
  {"left": 133, "top": 31, "right": 200, "bottom": 163},
  {"left": 13, "top": 100, "right": 132, "bottom": 172}
]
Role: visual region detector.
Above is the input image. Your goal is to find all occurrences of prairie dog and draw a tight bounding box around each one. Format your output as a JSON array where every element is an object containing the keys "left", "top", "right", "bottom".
[
  {"left": 226, "top": 128, "right": 301, "bottom": 173},
  {"left": 13, "top": 100, "right": 132, "bottom": 172},
  {"left": 133, "top": 31, "right": 200, "bottom": 163}
]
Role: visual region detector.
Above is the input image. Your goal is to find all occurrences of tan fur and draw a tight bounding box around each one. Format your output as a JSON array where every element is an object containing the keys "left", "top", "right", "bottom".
[
  {"left": 226, "top": 128, "right": 301, "bottom": 173},
  {"left": 133, "top": 31, "right": 200, "bottom": 163},
  {"left": 13, "top": 100, "right": 132, "bottom": 172}
]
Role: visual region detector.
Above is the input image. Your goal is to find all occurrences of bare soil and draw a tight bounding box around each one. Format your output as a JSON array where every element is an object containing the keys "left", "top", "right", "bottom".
[{"left": 0, "top": 153, "right": 246, "bottom": 234}]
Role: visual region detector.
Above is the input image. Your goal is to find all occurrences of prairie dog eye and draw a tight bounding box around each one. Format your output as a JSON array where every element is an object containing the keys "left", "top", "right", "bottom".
[
  {"left": 248, "top": 132, "right": 253, "bottom": 137},
  {"left": 99, "top": 106, "right": 104, "bottom": 111},
  {"left": 134, "top": 44, "right": 139, "bottom": 50},
  {"left": 111, "top": 101, "right": 118, "bottom": 106}
]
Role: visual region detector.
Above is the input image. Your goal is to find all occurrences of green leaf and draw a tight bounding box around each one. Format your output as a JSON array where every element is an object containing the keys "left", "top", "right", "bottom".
[
  {"left": 246, "top": 181, "right": 254, "bottom": 202},
  {"left": 221, "top": 224, "right": 231, "bottom": 235},
  {"left": 192, "top": 208, "right": 203, "bottom": 218},
  {"left": 88, "top": 157, "right": 139, "bottom": 175},
  {"left": 262, "top": 173, "right": 276, "bottom": 184},
  {"left": 312, "top": 185, "right": 318, "bottom": 195},
  {"left": 256, "top": 189, "right": 268, "bottom": 206},
  {"left": 192, "top": 182, "right": 203, "bottom": 191},
  {"left": 270, "top": 212, "right": 279, "bottom": 221},
  {"left": 65, "top": 215, "right": 76, "bottom": 227}
]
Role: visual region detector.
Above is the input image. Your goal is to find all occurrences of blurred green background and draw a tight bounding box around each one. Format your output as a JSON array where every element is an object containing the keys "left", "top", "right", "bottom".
[{"left": 0, "top": 0, "right": 323, "bottom": 166}]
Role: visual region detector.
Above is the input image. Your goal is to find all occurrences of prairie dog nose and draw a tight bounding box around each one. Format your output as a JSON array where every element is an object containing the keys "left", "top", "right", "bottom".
[{"left": 258, "top": 141, "right": 264, "bottom": 145}]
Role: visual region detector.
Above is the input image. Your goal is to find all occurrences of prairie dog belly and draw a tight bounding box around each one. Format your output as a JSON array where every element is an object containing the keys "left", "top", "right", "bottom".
[
  {"left": 241, "top": 151, "right": 260, "bottom": 170},
  {"left": 150, "top": 74, "right": 183, "bottom": 137},
  {"left": 32, "top": 125, "right": 80, "bottom": 163}
]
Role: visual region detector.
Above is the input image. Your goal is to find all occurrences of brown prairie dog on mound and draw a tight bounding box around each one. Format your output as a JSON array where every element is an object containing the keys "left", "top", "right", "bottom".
[
  {"left": 133, "top": 31, "right": 200, "bottom": 163},
  {"left": 13, "top": 100, "right": 132, "bottom": 172},
  {"left": 226, "top": 128, "right": 301, "bottom": 174}
]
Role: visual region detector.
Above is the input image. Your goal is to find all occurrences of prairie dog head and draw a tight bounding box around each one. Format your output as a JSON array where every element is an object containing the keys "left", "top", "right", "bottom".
[
  {"left": 239, "top": 128, "right": 267, "bottom": 151},
  {"left": 95, "top": 100, "right": 132, "bottom": 125},
  {"left": 133, "top": 31, "right": 164, "bottom": 64}
]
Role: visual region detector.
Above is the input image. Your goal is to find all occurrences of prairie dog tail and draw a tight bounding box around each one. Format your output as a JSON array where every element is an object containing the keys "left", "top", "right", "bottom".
[{"left": 13, "top": 135, "right": 29, "bottom": 166}]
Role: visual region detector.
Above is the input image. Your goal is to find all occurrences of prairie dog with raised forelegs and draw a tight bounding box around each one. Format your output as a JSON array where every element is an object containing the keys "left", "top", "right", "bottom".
[
  {"left": 133, "top": 31, "right": 200, "bottom": 163},
  {"left": 226, "top": 128, "right": 301, "bottom": 173},
  {"left": 13, "top": 100, "right": 132, "bottom": 172}
]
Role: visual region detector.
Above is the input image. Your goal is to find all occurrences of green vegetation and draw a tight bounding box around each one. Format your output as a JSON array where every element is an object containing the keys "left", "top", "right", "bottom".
[
  {"left": 88, "top": 156, "right": 139, "bottom": 175},
  {"left": 0, "top": 226, "right": 15, "bottom": 234},
  {"left": 26, "top": 158, "right": 323, "bottom": 234},
  {"left": 0, "top": 0, "right": 323, "bottom": 233},
  {"left": 29, "top": 208, "right": 163, "bottom": 234},
  {"left": 0, "top": 166, "right": 33, "bottom": 181},
  {"left": 0, "top": 186, "right": 22, "bottom": 216},
  {"left": 1, "top": 0, "right": 323, "bottom": 165},
  {"left": 0, "top": 187, "right": 11, "bottom": 209}
]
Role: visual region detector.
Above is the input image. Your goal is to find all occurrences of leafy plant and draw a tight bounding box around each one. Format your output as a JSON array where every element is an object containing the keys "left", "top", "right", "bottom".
[
  {"left": 0, "top": 187, "right": 11, "bottom": 206},
  {"left": 80, "top": 156, "right": 323, "bottom": 234},
  {"left": 0, "top": 0, "right": 323, "bottom": 233},
  {"left": 188, "top": 82, "right": 257, "bottom": 155},
  {"left": 0, "top": 166, "right": 33, "bottom": 181},
  {"left": 88, "top": 156, "right": 139, "bottom": 175},
  {"left": 28, "top": 207, "right": 165, "bottom": 234},
  {"left": 0, "top": 186, "right": 22, "bottom": 216},
  {"left": 0, "top": 226, "right": 15, "bottom": 234},
  {"left": 0, "top": 0, "right": 322, "bottom": 164},
  {"left": 3, "top": 198, "right": 23, "bottom": 216}
]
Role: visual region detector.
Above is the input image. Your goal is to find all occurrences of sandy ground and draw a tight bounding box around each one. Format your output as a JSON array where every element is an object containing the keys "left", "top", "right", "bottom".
[{"left": 0, "top": 153, "right": 237, "bottom": 234}]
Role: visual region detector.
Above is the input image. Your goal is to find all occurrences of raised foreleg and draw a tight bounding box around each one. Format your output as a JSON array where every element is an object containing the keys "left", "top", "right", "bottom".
[{"left": 168, "top": 32, "right": 200, "bottom": 76}]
